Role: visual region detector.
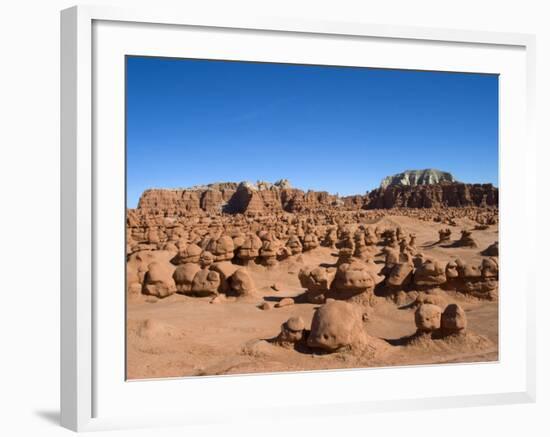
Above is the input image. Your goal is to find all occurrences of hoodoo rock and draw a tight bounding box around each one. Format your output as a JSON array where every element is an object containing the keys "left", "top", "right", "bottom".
[
  {"left": 415, "top": 303, "right": 442, "bottom": 333},
  {"left": 331, "top": 260, "right": 378, "bottom": 302},
  {"left": 228, "top": 268, "right": 256, "bottom": 297},
  {"left": 191, "top": 269, "right": 221, "bottom": 296},
  {"left": 173, "top": 263, "right": 201, "bottom": 294},
  {"left": 142, "top": 262, "right": 177, "bottom": 298},
  {"left": 414, "top": 258, "right": 447, "bottom": 287},
  {"left": 441, "top": 304, "right": 467, "bottom": 334},
  {"left": 307, "top": 301, "right": 368, "bottom": 352},
  {"left": 274, "top": 316, "right": 306, "bottom": 346},
  {"left": 298, "top": 266, "right": 336, "bottom": 303},
  {"left": 172, "top": 243, "right": 202, "bottom": 265}
]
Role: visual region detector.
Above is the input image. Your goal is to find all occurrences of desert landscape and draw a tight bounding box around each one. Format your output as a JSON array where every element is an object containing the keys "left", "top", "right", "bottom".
[{"left": 126, "top": 169, "right": 499, "bottom": 379}]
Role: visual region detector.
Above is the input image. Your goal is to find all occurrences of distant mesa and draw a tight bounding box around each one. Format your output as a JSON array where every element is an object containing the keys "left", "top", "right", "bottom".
[
  {"left": 380, "top": 169, "right": 457, "bottom": 189},
  {"left": 134, "top": 171, "right": 497, "bottom": 215}
]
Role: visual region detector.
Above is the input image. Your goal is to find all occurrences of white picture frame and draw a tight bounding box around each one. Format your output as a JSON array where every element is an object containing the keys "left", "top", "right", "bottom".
[{"left": 60, "top": 4, "right": 537, "bottom": 432}]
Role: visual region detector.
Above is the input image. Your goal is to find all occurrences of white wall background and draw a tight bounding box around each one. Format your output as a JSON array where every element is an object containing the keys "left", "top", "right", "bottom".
[{"left": 0, "top": 1, "right": 547, "bottom": 436}]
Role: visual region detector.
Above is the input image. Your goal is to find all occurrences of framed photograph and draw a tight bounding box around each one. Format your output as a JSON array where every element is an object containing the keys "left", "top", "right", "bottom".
[{"left": 61, "top": 5, "right": 536, "bottom": 432}]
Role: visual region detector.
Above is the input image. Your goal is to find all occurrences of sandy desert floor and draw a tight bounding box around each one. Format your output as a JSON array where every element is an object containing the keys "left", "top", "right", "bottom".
[{"left": 126, "top": 214, "right": 498, "bottom": 380}]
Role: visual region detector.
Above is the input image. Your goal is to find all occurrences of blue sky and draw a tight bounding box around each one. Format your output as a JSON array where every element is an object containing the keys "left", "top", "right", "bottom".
[{"left": 126, "top": 56, "right": 498, "bottom": 208}]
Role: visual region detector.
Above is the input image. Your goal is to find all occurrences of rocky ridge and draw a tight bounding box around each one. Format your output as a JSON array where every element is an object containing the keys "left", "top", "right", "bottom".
[
  {"left": 380, "top": 169, "right": 457, "bottom": 189},
  {"left": 134, "top": 175, "right": 498, "bottom": 216}
]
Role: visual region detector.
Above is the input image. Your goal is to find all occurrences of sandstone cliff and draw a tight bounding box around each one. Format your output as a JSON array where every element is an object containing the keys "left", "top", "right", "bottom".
[
  {"left": 363, "top": 182, "right": 498, "bottom": 209},
  {"left": 135, "top": 177, "right": 498, "bottom": 215}
]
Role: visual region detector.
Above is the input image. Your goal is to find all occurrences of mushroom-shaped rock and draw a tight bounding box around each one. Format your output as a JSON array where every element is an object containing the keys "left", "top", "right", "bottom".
[
  {"left": 324, "top": 228, "right": 338, "bottom": 248},
  {"left": 206, "top": 235, "right": 235, "bottom": 262},
  {"left": 337, "top": 230, "right": 355, "bottom": 252},
  {"left": 414, "top": 259, "right": 447, "bottom": 287},
  {"left": 275, "top": 316, "right": 305, "bottom": 345},
  {"left": 364, "top": 227, "right": 378, "bottom": 246},
  {"left": 336, "top": 248, "right": 354, "bottom": 266},
  {"left": 298, "top": 266, "right": 336, "bottom": 293},
  {"left": 481, "top": 257, "right": 499, "bottom": 278},
  {"left": 228, "top": 268, "right": 255, "bottom": 297},
  {"left": 232, "top": 233, "right": 246, "bottom": 250},
  {"left": 260, "top": 234, "right": 282, "bottom": 267},
  {"left": 387, "top": 261, "right": 414, "bottom": 289},
  {"left": 353, "top": 231, "right": 371, "bottom": 259},
  {"left": 209, "top": 261, "right": 238, "bottom": 294},
  {"left": 457, "top": 260, "right": 482, "bottom": 279},
  {"left": 441, "top": 304, "right": 467, "bottom": 333},
  {"left": 302, "top": 232, "right": 319, "bottom": 251},
  {"left": 382, "top": 246, "right": 401, "bottom": 268},
  {"left": 286, "top": 235, "right": 303, "bottom": 255},
  {"left": 445, "top": 260, "right": 460, "bottom": 280},
  {"left": 438, "top": 228, "right": 452, "bottom": 243},
  {"left": 456, "top": 229, "right": 478, "bottom": 248},
  {"left": 191, "top": 269, "right": 221, "bottom": 296},
  {"left": 173, "top": 263, "right": 201, "bottom": 294},
  {"left": 298, "top": 266, "right": 336, "bottom": 304},
  {"left": 143, "top": 262, "right": 177, "bottom": 298},
  {"left": 172, "top": 243, "right": 202, "bottom": 265},
  {"left": 307, "top": 301, "right": 367, "bottom": 352},
  {"left": 199, "top": 251, "right": 215, "bottom": 268},
  {"left": 414, "top": 303, "right": 442, "bottom": 332},
  {"left": 332, "top": 260, "right": 376, "bottom": 295}
]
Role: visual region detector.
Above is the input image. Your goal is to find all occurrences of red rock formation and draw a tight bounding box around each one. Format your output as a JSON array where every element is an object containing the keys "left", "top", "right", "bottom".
[
  {"left": 137, "top": 189, "right": 202, "bottom": 215},
  {"left": 134, "top": 180, "right": 498, "bottom": 216},
  {"left": 365, "top": 183, "right": 498, "bottom": 209}
]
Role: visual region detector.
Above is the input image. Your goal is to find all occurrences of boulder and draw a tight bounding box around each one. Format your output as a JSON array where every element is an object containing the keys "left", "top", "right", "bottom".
[
  {"left": 229, "top": 268, "right": 256, "bottom": 297},
  {"left": 199, "top": 250, "right": 215, "bottom": 268},
  {"left": 307, "top": 301, "right": 367, "bottom": 351},
  {"left": 298, "top": 266, "right": 336, "bottom": 303},
  {"left": 331, "top": 260, "right": 377, "bottom": 300},
  {"left": 386, "top": 261, "right": 414, "bottom": 289},
  {"left": 276, "top": 297, "right": 294, "bottom": 308},
  {"left": 259, "top": 301, "right": 274, "bottom": 311},
  {"left": 286, "top": 235, "right": 303, "bottom": 255},
  {"left": 414, "top": 259, "right": 447, "bottom": 287},
  {"left": 275, "top": 316, "right": 305, "bottom": 345},
  {"left": 210, "top": 261, "right": 238, "bottom": 293},
  {"left": 481, "top": 257, "right": 499, "bottom": 278},
  {"left": 142, "top": 262, "right": 177, "bottom": 298},
  {"left": 302, "top": 233, "right": 319, "bottom": 251},
  {"left": 191, "top": 269, "right": 221, "bottom": 296},
  {"left": 172, "top": 243, "right": 202, "bottom": 264},
  {"left": 173, "top": 263, "right": 201, "bottom": 294},
  {"left": 260, "top": 234, "right": 282, "bottom": 267},
  {"left": 414, "top": 303, "right": 442, "bottom": 332},
  {"left": 441, "top": 304, "right": 467, "bottom": 333},
  {"left": 206, "top": 235, "right": 235, "bottom": 262}
]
